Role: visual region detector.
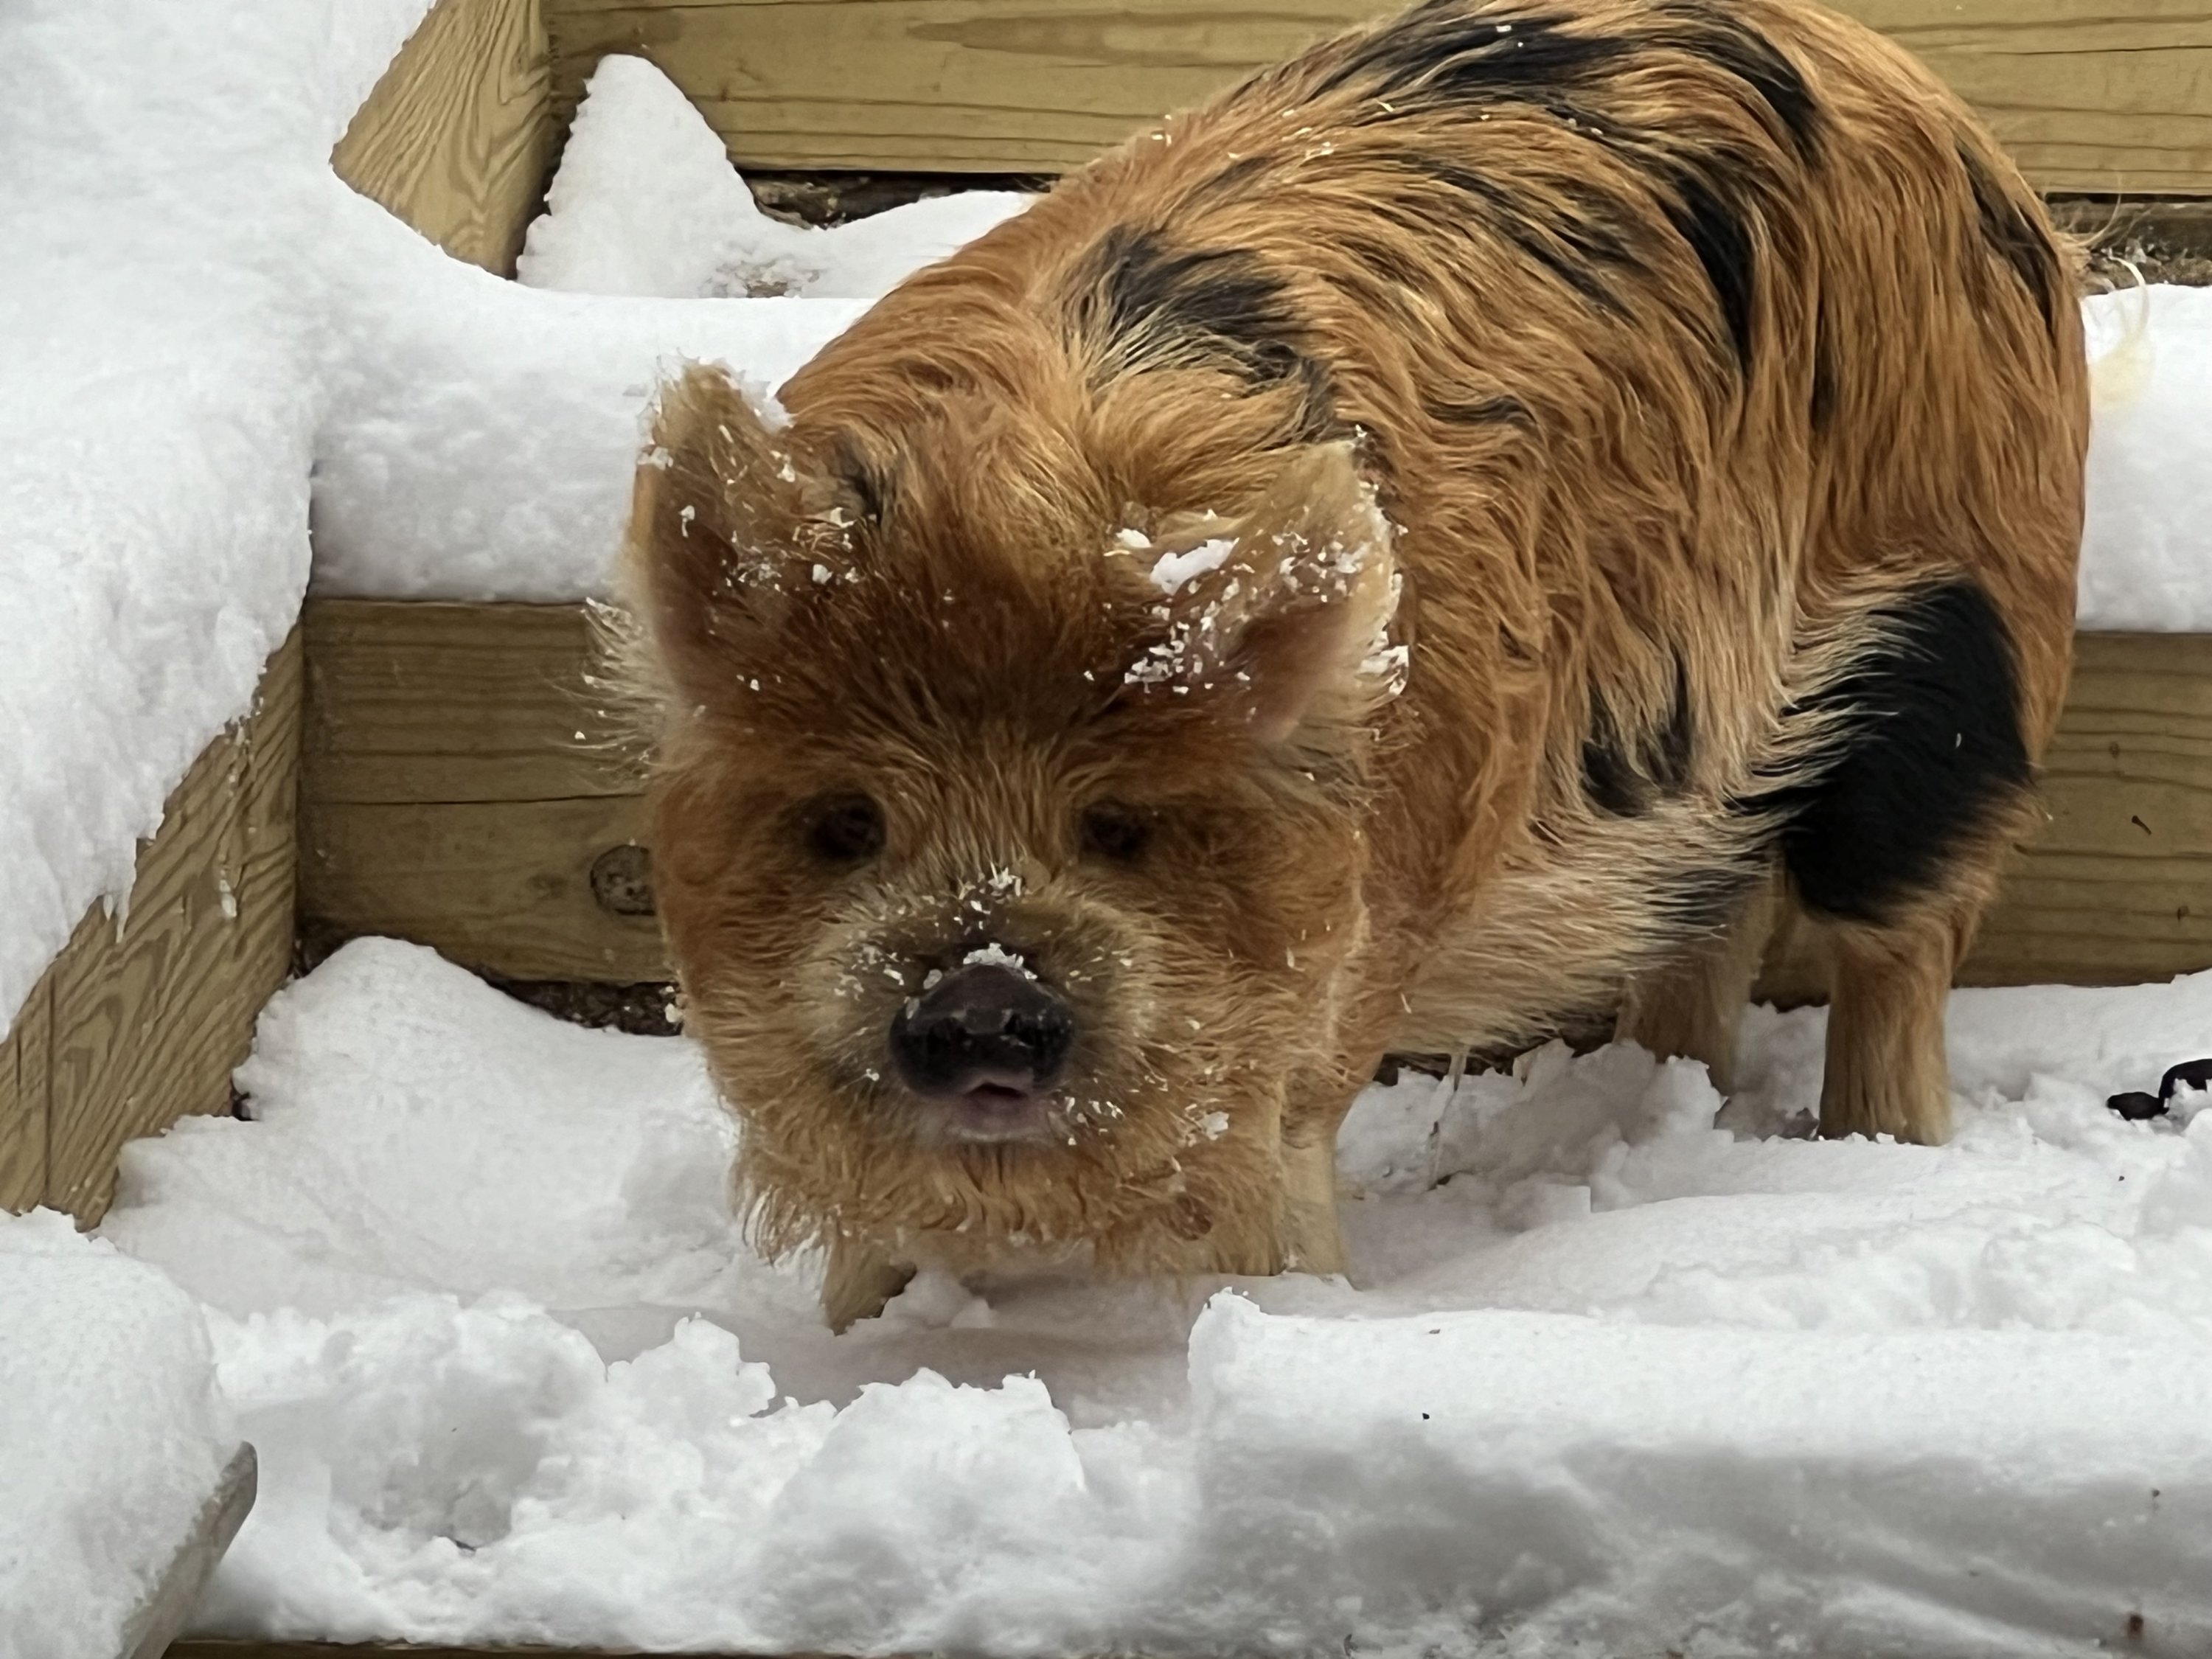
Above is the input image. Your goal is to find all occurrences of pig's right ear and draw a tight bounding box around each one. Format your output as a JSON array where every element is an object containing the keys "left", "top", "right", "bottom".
[{"left": 621, "top": 363, "right": 843, "bottom": 692}]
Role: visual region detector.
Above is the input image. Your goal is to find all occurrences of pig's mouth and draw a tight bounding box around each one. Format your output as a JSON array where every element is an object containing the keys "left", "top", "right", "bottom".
[{"left": 922, "top": 1073, "right": 1062, "bottom": 1144}]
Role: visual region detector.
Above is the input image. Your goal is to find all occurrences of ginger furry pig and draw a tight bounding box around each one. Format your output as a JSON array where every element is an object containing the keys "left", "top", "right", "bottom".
[{"left": 613, "top": 0, "right": 2087, "bottom": 1327}]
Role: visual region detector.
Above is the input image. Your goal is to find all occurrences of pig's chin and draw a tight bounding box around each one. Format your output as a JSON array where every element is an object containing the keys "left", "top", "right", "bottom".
[{"left": 909, "top": 1082, "right": 1065, "bottom": 1147}]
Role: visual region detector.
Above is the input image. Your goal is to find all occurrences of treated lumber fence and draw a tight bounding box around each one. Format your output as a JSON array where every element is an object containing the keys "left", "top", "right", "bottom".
[{"left": 541, "top": 0, "right": 2212, "bottom": 192}]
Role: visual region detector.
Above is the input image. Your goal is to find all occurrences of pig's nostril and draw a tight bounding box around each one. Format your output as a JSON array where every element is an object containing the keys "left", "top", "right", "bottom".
[{"left": 888, "top": 964, "right": 1076, "bottom": 1099}]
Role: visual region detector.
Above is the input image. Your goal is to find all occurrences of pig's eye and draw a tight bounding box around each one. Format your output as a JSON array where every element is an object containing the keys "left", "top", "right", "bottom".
[
  {"left": 1079, "top": 802, "right": 1151, "bottom": 863},
  {"left": 804, "top": 793, "right": 886, "bottom": 864}
]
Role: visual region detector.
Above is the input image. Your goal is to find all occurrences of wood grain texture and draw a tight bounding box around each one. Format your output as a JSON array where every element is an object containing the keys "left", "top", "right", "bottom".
[
  {"left": 43, "top": 632, "right": 303, "bottom": 1222},
  {"left": 304, "top": 601, "right": 635, "bottom": 804},
  {"left": 302, "top": 602, "right": 2212, "bottom": 995},
  {"left": 542, "top": 0, "right": 2212, "bottom": 190},
  {"left": 299, "top": 599, "right": 664, "bottom": 981},
  {"left": 0, "top": 977, "right": 51, "bottom": 1213},
  {"left": 302, "top": 794, "right": 664, "bottom": 980},
  {"left": 335, "top": 0, "right": 556, "bottom": 275}
]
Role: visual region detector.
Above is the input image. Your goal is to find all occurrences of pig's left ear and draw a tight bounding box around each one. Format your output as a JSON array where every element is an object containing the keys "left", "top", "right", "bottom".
[
  {"left": 1124, "top": 442, "right": 1406, "bottom": 747},
  {"left": 619, "top": 361, "right": 848, "bottom": 703}
]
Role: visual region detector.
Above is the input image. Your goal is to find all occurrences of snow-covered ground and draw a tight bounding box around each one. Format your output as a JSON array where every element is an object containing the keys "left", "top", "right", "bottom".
[
  {"left": 0, "top": 1212, "right": 237, "bottom": 1659},
  {"left": 78, "top": 938, "right": 2212, "bottom": 1652}
]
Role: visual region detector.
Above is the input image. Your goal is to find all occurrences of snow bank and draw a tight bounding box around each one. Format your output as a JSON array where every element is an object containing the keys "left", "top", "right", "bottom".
[
  {"left": 0, "top": 1211, "right": 232, "bottom": 1658},
  {"left": 515, "top": 55, "right": 1030, "bottom": 301},
  {"left": 311, "top": 195, "right": 868, "bottom": 601},
  {"left": 2081, "top": 282, "right": 2212, "bottom": 631},
  {"left": 100, "top": 937, "right": 2212, "bottom": 1651},
  {"left": 0, "top": 0, "right": 430, "bottom": 1031}
]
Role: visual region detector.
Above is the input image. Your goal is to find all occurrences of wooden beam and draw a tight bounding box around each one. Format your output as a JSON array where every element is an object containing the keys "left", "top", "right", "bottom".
[
  {"left": 541, "top": 0, "right": 2212, "bottom": 191},
  {"left": 32, "top": 632, "right": 304, "bottom": 1222},
  {"left": 298, "top": 600, "right": 664, "bottom": 983},
  {"left": 126, "top": 1447, "right": 259, "bottom": 1659},
  {"left": 0, "top": 975, "right": 51, "bottom": 1213},
  {"left": 335, "top": 0, "right": 556, "bottom": 276},
  {"left": 298, "top": 599, "right": 2212, "bottom": 997}
]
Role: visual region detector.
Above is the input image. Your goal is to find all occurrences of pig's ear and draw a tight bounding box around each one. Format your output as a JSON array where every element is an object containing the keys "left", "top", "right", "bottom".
[
  {"left": 619, "top": 362, "right": 845, "bottom": 696},
  {"left": 1124, "top": 442, "right": 1405, "bottom": 748}
]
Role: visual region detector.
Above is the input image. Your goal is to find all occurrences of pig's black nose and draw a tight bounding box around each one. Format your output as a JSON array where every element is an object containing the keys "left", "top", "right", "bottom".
[{"left": 888, "top": 965, "right": 1075, "bottom": 1099}]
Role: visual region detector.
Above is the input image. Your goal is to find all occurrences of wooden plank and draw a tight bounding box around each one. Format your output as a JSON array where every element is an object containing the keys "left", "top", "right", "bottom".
[
  {"left": 299, "top": 599, "right": 663, "bottom": 982},
  {"left": 301, "top": 600, "right": 2212, "bottom": 995},
  {"left": 302, "top": 794, "right": 664, "bottom": 981},
  {"left": 541, "top": 0, "right": 2212, "bottom": 191},
  {"left": 0, "top": 976, "right": 51, "bottom": 1213},
  {"left": 335, "top": 0, "right": 555, "bottom": 276},
  {"left": 302, "top": 601, "right": 635, "bottom": 804},
  {"left": 126, "top": 1446, "right": 258, "bottom": 1659},
  {"left": 44, "top": 632, "right": 304, "bottom": 1222}
]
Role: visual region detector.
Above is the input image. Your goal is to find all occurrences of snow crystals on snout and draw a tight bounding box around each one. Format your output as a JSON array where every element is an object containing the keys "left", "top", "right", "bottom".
[{"left": 961, "top": 941, "right": 1036, "bottom": 981}]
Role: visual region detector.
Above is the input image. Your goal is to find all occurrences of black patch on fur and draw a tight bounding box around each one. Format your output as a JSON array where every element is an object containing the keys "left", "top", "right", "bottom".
[
  {"left": 1426, "top": 392, "right": 1534, "bottom": 428},
  {"left": 1657, "top": 5, "right": 1823, "bottom": 163},
  {"left": 1584, "top": 657, "right": 1694, "bottom": 817},
  {"left": 1079, "top": 225, "right": 1303, "bottom": 380},
  {"left": 1957, "top": 141, "right": 2058, "bottom": 332},
  {"left": 1761, "top": 581, "right": 2032, "bottom": 925},
  {"left": 1075, "top": 225, "right": 1338, "bottom": 436},
  {"left": 1321, "top": 4, "right": 1632, "bottom": 108},
  {"left": 1658, "top": 164, "right": 1758, "bottom": 372}
]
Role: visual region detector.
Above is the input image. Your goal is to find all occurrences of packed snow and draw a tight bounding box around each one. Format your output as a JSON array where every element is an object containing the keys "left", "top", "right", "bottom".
[
  {"left": 88, "top": 937, "right": 2212, "bottom": 1651},
  {"left": 0, "top": 1211, "right": 234, "bottom": 1658},
  {"left": 311, "top": 193, "right": 867, "bottom": 602},
  {"left": 0, "top": 0, "right": 431, "bottom": 1031}
]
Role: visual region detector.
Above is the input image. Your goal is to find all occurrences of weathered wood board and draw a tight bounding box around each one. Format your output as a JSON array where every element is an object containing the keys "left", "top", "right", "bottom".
[
  {"left": 335, "top": 0, "right": 556, "bottom": 276},
  {"left": 543, "top": 0, "right": 2212, "bottom": 191},
  {"left": 0, "top": 973, "right": 52, "bottom": 1213},
  {"left": 298, "top": 600, "right": 664, "bottom": 982},
  {"left": 0, "top": 633, "right": 302, "bottom": 1223},
  {"left": 299, "top": 601, "right": 2212, "bottom": 998}
]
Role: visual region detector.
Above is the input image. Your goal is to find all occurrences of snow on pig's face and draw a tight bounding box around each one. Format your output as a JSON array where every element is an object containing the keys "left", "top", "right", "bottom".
[{"left": 619, "top": 366, "right": 1405, "bottom": 1275}]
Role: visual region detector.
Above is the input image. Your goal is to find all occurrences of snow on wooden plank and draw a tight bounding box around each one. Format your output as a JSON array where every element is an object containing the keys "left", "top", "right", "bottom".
[
  {"left": 0, "top": 633, "right": 303, "bottom": 1224},
  {"left": 334, "top": 0, "right": 558, "bottom": 276},
  {"left": 0, "top": 981, "right": 50, "bottom": 1213},
  {"left": 123, "top": 1445, "right": 258, "bottom": 1659},
  {"left": 540, "top": 0, "right": 2212, "bottom": 190}
]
